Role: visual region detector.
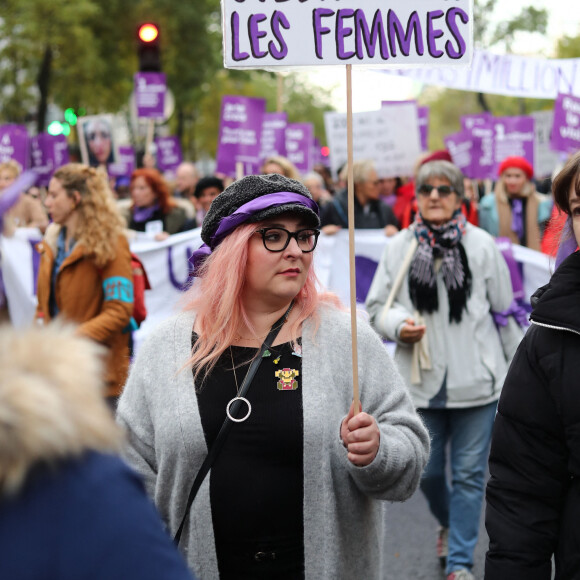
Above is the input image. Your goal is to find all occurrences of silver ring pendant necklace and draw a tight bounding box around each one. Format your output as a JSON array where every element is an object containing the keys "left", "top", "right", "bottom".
[{"left": 228, "top": 347, "right": 252, "bottom": 422}]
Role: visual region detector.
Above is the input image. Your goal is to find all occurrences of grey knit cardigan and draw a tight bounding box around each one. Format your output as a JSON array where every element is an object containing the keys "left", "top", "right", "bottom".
[{"left": 117, "top": 305, "right": 430, "bottom": 579}]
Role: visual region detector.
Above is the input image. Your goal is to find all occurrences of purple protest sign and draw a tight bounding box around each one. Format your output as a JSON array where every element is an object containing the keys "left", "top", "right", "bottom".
[
  {"left": 216, "top": 95, "right": 266, "bottom": 178},
  {"left": 108, "top": 146, "right": 135, "bottom": 178},
  {"left": 134, "top": 73, "right": 167, "bottom": 119},
  {"left": 444, "top": 131, "right": 474, "bottom": 177},
  {"left": 30, "top": 134, "right": 69, "bottom": 187},
  {"left": 285, "top": 123, "right": 314, "bottom": 175},
  {"left": 312, "top": 137, "right": 323, "bottom": 167},
  {"left": 382, "top": 101, "right": 428, "bottom": 151},
  {"left": 550, "top": 93, "right": 580, "bottom": 154},
  {"left": 155, "top": 137, "right": 183, "bottom": 173},
  {"left": 0, "top": 125, "right": 29, "bottom": 170},
  {"left": 493, "top": 116, "right": 535, "bottom": 175},
  {"left": 468, "top": 121, "right": 495, "bottom": 180},
  {"left": 259, "top": 112, "right": 288, "bottom": 161},
  {"left": 461, "top": 112, "right": 492, "bottom": 131}
]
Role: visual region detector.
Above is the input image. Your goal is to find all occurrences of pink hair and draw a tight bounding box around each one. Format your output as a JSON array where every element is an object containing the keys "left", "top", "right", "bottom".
[{"left": 183, "top": 221, "right": 342, "bottom": 382}]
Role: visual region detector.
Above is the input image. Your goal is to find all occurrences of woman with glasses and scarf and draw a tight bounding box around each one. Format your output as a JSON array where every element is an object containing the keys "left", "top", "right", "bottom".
[
  {"left": 366, "top": 160, "right": 514, "bottom": 580},
  {"left": 117, "top": 173, "right": 429, "bottom": 580}
]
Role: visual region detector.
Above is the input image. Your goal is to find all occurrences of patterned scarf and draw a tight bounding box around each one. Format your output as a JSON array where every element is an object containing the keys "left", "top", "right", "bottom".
[{"left": 408, "top": 210, "right": 472, "bottom": 323}]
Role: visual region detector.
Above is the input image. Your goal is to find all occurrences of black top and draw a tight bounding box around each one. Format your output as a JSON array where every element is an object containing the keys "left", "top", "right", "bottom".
[
  {"left": 193, "top": 335, "right": 304, "bottom": 575},
  {"left": 486, "top": 251, "right": 580, "bottom": 579}
]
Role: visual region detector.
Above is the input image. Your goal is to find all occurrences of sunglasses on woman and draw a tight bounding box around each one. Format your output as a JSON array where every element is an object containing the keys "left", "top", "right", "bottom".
[
  {"left": 417, "top": 185, "right": 455, "bottom": 198},
  {"left": 256, "top": 227, "right": 320, "bottom": 253}
]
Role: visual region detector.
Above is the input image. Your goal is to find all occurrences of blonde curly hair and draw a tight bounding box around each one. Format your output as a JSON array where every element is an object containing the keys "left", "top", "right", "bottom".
[{"left": 52, "top": 164, "right": 125, "bottom": 268}]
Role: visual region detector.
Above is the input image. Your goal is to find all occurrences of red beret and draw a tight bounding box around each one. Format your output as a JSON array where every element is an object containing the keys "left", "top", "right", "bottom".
[
  {"left": 498, "top": 156, "right": 533, "bottom": 179},
  {"left": 420, "top": 150, "right": 453, "bottom": 166}
]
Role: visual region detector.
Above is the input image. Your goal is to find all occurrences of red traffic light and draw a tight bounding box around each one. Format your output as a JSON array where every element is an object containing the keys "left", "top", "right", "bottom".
[{"left": 138, "top": 23, "right": 159, "bottom": 43}]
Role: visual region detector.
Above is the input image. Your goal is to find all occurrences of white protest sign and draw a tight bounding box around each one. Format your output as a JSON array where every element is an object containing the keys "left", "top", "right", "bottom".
[
  {"left": 222, "top": 0, "right": 473, "bottom": 69},
  {"left": 324, "top": 104, "right": 421, "bottom": 178},
  {"left": 531, "top": 110, "right": 560, "bottom": 178},
  {"left": 381, "top": 50, "right": 580, "bottom": 99}
]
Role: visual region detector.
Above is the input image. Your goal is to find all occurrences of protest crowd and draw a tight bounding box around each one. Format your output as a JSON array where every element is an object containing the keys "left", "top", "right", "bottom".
[{"left": 2, "top": 5, "right": 580, "bottom": 580}]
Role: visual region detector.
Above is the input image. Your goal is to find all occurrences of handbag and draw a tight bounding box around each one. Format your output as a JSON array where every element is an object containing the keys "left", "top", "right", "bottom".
[{"left": 173, "top": 303, "right": 293, "bottom": 546}]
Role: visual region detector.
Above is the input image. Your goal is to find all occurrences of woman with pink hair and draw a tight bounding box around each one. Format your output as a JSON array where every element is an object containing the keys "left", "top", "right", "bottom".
[{"left": 117, "top": 173, "right": 429, "bottom": 580}]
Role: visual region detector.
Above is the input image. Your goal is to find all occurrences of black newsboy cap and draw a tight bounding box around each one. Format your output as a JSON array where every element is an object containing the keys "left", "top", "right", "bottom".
[{"left": 201, "top": 173, "right": 320, "bottom": 247}]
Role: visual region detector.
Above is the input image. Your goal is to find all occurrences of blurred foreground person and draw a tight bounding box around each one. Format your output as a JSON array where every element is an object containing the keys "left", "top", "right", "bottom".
[
  {"left": 366, "top": 160, "right": 513, "bottom": 580},
  {"left": 118, "top": 173, "right": 429, "bottom": 579},
  {"left": 0, "top": 324, "right": 195, "bottom": 580},
  {"left": 36, "top": 164, "right": 133, "bottom": 406},
  {"left": 479, "top": 156, "right": 552, "bottom": 250},
  {"left": 486, "top": 151, "right": 580, "bottom": 580}
]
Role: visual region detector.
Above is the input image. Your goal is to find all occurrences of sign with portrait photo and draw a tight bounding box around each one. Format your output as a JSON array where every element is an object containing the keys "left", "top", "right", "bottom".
[{"left": 77, "top": 114, "right": 118, "bottom": 168}]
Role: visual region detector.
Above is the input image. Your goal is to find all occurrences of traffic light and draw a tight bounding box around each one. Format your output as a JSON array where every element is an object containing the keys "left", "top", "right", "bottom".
[{"left": 137, "top": 23, "right": 161, "bottom": 72}]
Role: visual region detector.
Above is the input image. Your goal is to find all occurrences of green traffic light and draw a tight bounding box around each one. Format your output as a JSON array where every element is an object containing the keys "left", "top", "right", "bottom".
[
  {"left": 62, "top": 123, "right": 71, "bottom": 136},
  {"left": 47, "top": 121, "right": 63, "bottom": 136},
  {"left": 64, "top": 108, "right": 77, "bottom": 126}
]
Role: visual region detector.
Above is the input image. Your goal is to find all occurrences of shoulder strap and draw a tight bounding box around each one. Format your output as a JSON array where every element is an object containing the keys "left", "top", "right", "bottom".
[{"left": 173, "top": 303, "right": 293, "bottom": 546}]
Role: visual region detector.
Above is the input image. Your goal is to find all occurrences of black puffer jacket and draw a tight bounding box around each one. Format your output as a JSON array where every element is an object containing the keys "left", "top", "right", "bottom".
[{"left": 485, "top": 251, "right": 580, "bottom": 580}]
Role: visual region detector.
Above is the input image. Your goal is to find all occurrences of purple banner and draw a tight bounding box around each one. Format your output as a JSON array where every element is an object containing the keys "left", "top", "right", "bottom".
[
  {"left": 460, "top": 112, "right": 492, "bottom": 131},
  {"left": 444, "top": 131, "right": 474, "bottom": 177},
  {"left": 285, "top": 123, "right": 314, "bottom": 175},
  {"left": 382, "top": 100, "right": 428, "bottom": 151},
  {"left": 216, "top": 95, "right": 266, "bottom": 178},
  {"left": 259, "top": 112, "right": 288, "bottom": 162},
  {"left": 108, "top": 146, "right": 135, "bottom": 178},
  {"left": 0, "top": 125, "right": 29, "bottom": 170},
  {"left": 155, "top": 137, "right": 183, "bottom": 173},
  {"left": 550, "top": 93, "right": 580, "bottom": 154},
  {"left": 493, "top": 116, "right": 535, "bottom": 175},
  {"left": 30, "top": 134, "right": 69, "bottom": 187},
  {"left": 134, "top": 73, "right": 167, "bottom": 119}
]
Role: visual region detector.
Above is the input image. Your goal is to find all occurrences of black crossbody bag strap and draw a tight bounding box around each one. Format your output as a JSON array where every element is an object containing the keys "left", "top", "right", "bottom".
[{"left": 173, "top": 303, "right": 293, "bottom": 546}]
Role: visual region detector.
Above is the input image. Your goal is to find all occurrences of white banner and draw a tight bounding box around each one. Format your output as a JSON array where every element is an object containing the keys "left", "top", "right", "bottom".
[
  {"left": 222, "top": 0, "right": 473, "bottom": 69},
  {"left": 381, "top": 49, "right": 580, "bottom": 99},
  {"left": 2, "top": 228, "right": 552, "bottom": 348},
  {"left": 324, "top": 104, "right": 422, "bottom": 179}
]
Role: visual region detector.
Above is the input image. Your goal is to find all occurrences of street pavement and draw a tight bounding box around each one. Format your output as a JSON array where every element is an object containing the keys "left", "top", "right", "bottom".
[{"left": 382, "top": 486, "right": 487, "bottom": 579}]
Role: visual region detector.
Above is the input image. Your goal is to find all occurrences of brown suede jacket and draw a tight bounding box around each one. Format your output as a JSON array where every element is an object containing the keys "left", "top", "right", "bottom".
[{"left": 36, "top": 224, "right": 133, "bottom": 397}]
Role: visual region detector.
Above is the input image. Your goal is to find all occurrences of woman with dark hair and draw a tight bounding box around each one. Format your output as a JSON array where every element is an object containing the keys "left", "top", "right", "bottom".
[
  {"left": 485, "top": 150, "right": 580, "bottom": 580},
  {"left": 117, "top": 173, "right": 429, "bottom": 580},
  {"left": 366, "top": 160, "right": 514, "bottom": 580},
  {"left": 125, "top": 168, "right": 187, "bottom": 240}
]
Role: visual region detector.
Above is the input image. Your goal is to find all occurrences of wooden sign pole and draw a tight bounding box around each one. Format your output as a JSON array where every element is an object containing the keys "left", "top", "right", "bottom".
[{"left": 346, "top": 64, "right": 360, "bottom": 415}]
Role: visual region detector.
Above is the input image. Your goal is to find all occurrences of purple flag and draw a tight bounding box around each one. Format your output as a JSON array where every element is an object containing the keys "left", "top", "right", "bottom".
[
  {"left": 30, "top": 134, "right": 69, "bottom": 187},
  {"left": 0, "top": 125, "right": 29, "bottom": 170},
  {"left": 134, "top": 73, "right": 167, "bottom": 119},
  {"left": 259, "top": 112, "right": 288, "bottom": 161},
  {"left": 108, "top": 146, "right": 135, "bottom": 178},
  {"left": 444, "top": 131, "right": 474, "bottom": 177},
  {"left": 493, "top": 116, "right": 535, "bottom": 176},
  {"left": 285, "top": 123, "right": 314, "bottom": 175},
  {"left": 550, "top": 93, "right": 580, "bottom": 154},
  {"left": 155, "top": 137, "right": 183, "bottom": 173},
  {"left": 216, "top": 95, "right": 266, "bottom": 178}
]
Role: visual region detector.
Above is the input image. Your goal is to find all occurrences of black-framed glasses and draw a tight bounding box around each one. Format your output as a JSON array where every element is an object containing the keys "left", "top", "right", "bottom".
[
  {"left": 417, "top": 184, "right": 455, "bottom": 198},
  {"left": 256, "top": 227, "right": 320, "bottom": 253}
]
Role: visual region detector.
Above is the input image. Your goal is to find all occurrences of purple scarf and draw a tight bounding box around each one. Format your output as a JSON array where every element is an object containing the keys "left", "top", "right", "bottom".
[
  {"left": 132, "top": 203, "right": 161, "bottom": 223},
  {"left": 510, "top": 198, "right": 524, "bottom": 241}
]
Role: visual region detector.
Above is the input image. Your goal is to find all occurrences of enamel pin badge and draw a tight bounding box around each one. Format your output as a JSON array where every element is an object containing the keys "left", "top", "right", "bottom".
[{"left": 275, "top": 368, "right": 299, "bottom": 391}]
